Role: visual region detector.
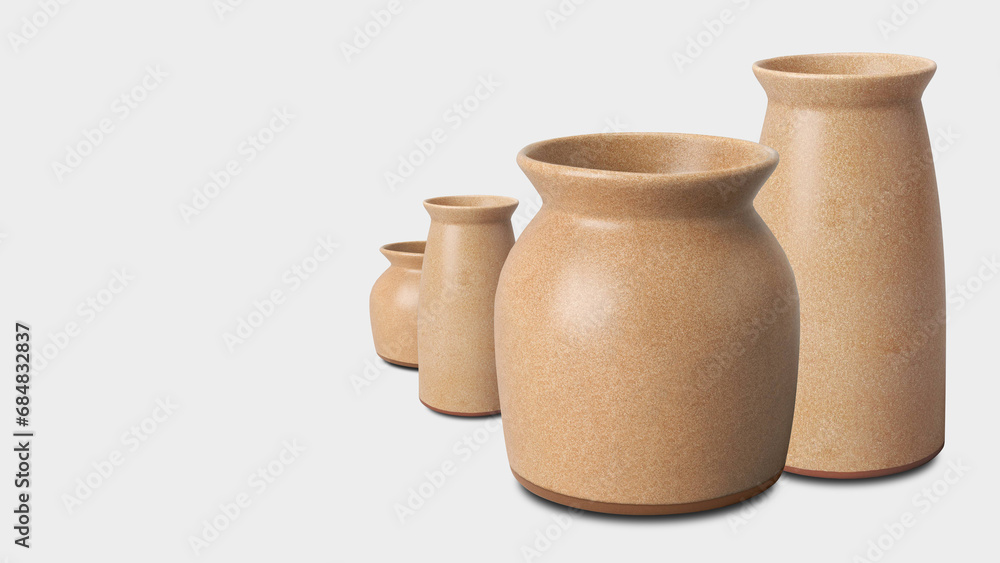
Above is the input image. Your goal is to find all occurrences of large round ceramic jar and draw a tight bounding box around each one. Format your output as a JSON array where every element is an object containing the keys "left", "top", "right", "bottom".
[{"left": 495, "top": 133, "right": 799, "bottom": 514}]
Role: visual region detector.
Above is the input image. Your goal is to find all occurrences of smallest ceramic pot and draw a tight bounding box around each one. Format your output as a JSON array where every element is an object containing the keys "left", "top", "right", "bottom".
[{"left": 370, "top": 241, "right": 425, "bottom": 368}]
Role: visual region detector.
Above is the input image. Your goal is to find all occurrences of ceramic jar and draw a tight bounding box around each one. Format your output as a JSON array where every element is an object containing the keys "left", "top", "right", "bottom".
[
  {"left": 495, "top": 133, "right": 799, "bottom": 514},
  {"left": 419, "top": 195, "right": 518, "bottom": 416},
  {"left": 753, "top": 53, "right": 946, "bottom": 478},
  {"left": 370, "top": 241, "right": 424, "bottom": 368}
]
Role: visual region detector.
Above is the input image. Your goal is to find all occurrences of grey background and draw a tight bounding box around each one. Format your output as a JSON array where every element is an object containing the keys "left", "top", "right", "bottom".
[{"left": 0, "top": 0, "right": 996, "bottom": 561}]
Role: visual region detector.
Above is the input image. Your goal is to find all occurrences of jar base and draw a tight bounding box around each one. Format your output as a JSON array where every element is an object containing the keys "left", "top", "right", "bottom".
[
  {"left": 783, "top": 443, "right": 944, "bottom": 479},
  {"left": 419, "top": 398, "right": 500, "bottom": 417},
  {"left": 511, "top": 468, "right": 781, "bottom": 515},
  {"left": 376, "top": 353, "right": 418, "bottom": 369}
]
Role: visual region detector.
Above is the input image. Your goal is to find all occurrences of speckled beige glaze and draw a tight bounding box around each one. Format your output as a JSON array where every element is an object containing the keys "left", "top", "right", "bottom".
[
  {"left": 753, "top": 53, "right": 946, "bottom": 477},
  {"left": 495, "top": 133, "right": 799, "bottom": 513},
  {"left": 370, "top": 241, "right": 424, "bottom": 368},
  {"left": 419, "top": 196, "right": 518, "bottom": 416}
]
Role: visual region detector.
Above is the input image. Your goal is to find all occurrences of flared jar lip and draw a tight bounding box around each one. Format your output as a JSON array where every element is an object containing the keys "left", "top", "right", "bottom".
[
  {"left": 422, "top": 195, "right": 519, "bottom": 212},
  {"left": 516, "top": 132, "right": 779, "bottom": 184},
  {"left": 753, "top": 52, "right": 936, "bottom": 81},
  {"left": 379, "top": 240, "right": 425, "bottom": 258},
  {"left": 422, "top": 195, "right": 519, "bottom": 224}
]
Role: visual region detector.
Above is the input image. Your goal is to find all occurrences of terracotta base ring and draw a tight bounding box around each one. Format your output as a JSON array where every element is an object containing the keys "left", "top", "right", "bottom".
[
  {"left": 377, "top": 353, "right": 417, "bottom": 369},
  {"left": 784, "top": 443, "right": 944, "bottom": 479},
  {"left": 512, "top": 469, "right": 781, "bottom": 516},
  {"left": 419, "top": 399, "right": 500, "bottom": 417}
]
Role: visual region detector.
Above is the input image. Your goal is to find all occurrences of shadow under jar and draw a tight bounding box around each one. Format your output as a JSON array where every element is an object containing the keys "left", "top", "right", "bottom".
[{"left": 495, "top": 133, "right": 799, "bottom": 515}]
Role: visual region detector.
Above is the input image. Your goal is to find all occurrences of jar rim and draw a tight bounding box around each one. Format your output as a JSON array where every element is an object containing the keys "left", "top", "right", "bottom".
[
  {"left": 752, "top": 52, "right": 936, "bottom": 81},
  {"left": 380, "top": 240, "right": 425, "bottom": 257},
  {"left": 517, "top": 132, "right": 778, "bottom": 183}
]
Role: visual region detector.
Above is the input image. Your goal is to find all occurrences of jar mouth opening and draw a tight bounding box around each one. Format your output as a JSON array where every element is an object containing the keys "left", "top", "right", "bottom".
[
  {"left": 753, "top": 52, "right": 936, "bottom": 79},
  {"left": 380, "top": 241, "right": 425, "bottom": 256},
  {"left": 423, "top": 195, "right": 519, "bottom": 210},
  {"left": 518, "top": 132, "right": 777, "bottom": 180}
]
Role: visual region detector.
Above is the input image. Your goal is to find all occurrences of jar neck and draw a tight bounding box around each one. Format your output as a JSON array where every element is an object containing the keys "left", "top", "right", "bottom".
[
  {"left": 423, "top": 196, "right": 518, "bottom": 225},
  {"left": 380, "top": 241, "right": 425, "bottom": 270},
  {"left": 523, "top": 167, "right": 776, "bottom": 221},
  {"left": 516, "top": 133, "right": 779, "bottom": 220}
]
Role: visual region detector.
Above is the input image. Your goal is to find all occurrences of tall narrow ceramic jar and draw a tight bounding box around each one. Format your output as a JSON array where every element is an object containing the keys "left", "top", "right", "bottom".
[
  {"left": 753, "top": 53, "right": 945, "bottom": 478},
  {"left": 495, "top": 133, "right": 799, "bottom": 514},
  {"left": 419, "top": 195, "right": 518, "bottom": 416},
  {"left": 370, "top": 241, "right": 424, "bottom": 368}
]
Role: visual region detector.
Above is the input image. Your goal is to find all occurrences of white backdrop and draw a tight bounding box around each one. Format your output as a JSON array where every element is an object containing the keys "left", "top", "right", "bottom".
[{"left": 1, "top": 0, "right": 997, "bottom": 561}]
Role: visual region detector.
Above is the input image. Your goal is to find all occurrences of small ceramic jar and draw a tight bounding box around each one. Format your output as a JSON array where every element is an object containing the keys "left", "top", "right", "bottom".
[{"left": 370, "top": 241, "right": 424, "bottom": 368}]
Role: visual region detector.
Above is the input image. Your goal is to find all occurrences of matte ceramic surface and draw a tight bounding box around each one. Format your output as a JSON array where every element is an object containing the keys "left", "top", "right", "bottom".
[
  {"left": 418, "top": 195, "right": 518, "bottom": 416},
  {"left": 495, "top": 133, "right": 799, "bottom": 514},
  {"left": 753, "top": 53, "right": 946, "bottom": 478},
  {"left": 370, "top": 241, "right": 424, "bottom": 368}
]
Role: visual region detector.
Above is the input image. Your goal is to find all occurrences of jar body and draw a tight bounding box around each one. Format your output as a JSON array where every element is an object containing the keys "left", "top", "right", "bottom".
[
  {"left": 370, "top": 264, "right": 421, "bottom": 368},
  {"left": 495, "top": 205, "right": 799, "bottom": 511},
  {"left": 755, "top": 54, "right": 946, "bottom": 477}
]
